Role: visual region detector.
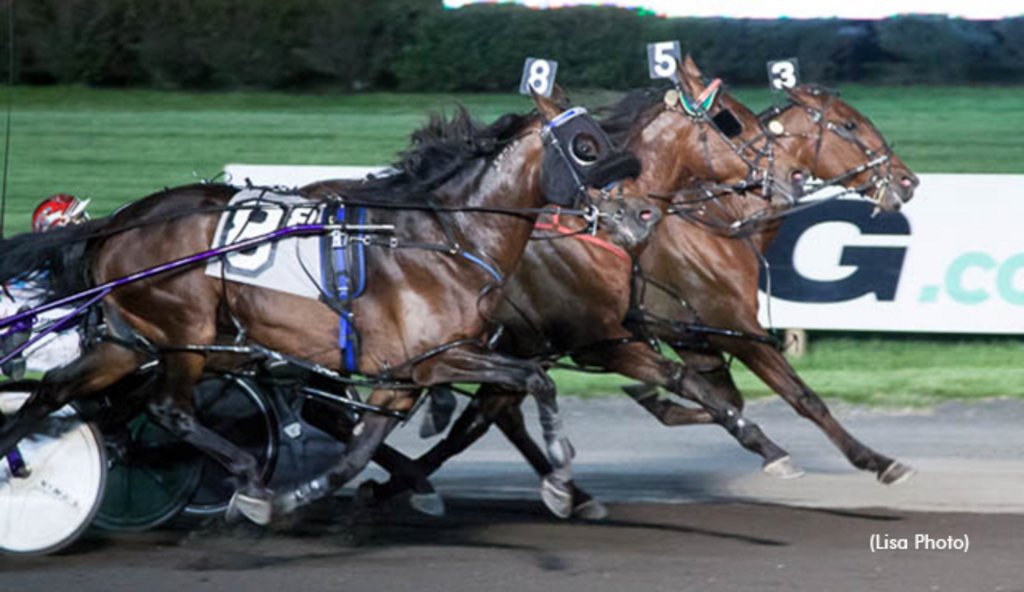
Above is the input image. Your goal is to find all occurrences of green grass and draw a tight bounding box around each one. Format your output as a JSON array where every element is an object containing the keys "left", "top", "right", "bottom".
[
  {"left": 2, "top": 84, "right": 1023, "bottom": 405},
  {"left": 3, "top": 84, "right": 1022, "bottom": 234},
  {"left": 552, "top": 338, "right": 1024, "bottom": 407}
]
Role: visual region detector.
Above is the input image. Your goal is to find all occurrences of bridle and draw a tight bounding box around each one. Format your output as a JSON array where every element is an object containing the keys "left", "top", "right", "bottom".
[
  {"left": 666, "top": 86, "right": 907, "bottom": 236},
  {"left": 661, "top": 77, "right": 789, "bottom": 203},
  {"left": 760, "top": 88, "right": 900, "bottom": 209},
  {"left": 538, "top": 107, "right": 637, "bottom": 235}
]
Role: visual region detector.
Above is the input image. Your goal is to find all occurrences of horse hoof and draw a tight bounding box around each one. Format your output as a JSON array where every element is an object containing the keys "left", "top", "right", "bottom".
[
  {"left": 879, "top": 461, "right": 916, "bottom": 486},
  {"left": 572, "top": 498, "right": 608, "bottom": 521},
  {"left": 409, "top": 492, "right": 446, "bottom": 517},
  {"left": 763, "top": 456, "right": 805, "bottom": 480},
  {"left": 228, "top": 490, "right": 273, "bottom": 526},
  {"left": 540, "top": 477, "right": 573, "bottom": 519}
]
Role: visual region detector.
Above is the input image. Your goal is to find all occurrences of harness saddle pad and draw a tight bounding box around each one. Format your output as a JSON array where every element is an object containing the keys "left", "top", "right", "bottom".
[{"left": 206, "top": 189, "right": 327, "bottom": 299}]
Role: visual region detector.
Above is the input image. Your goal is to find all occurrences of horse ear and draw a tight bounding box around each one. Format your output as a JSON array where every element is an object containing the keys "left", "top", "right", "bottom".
[
  {"left": 530, "top": 86, "right": 563, "bottom": 121},
  {"left": 676, "top": 55, "right": 707, "bottom": 99},
  {"left": 785, "top": 84, "right": 819, "bottom": 106},
  {"left": 550, "top": 84, "right": 569, "bottom": 108},
  {"left": 681, "top": 53, "right": 704, "bottom": 80}
]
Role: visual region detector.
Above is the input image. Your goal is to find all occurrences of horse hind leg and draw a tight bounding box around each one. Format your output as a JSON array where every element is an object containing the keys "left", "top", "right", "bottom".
[
  {"left": 144, "top": 352, "right": 269, "bottom": 522},
  {"left": 0, "top": 342, "right": 142, "bottom": 458}
]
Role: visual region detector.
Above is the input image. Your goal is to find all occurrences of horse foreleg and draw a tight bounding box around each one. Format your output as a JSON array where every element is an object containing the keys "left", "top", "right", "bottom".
[
  {"left": 597, "top": 342, "right": 801, "bottom": 478},
  {"left": 491, "top": 400, "right": 607, "bottom": 519},
  {"left": 411, "top": 345, "right": 576, "bottom": 518},
  {"left": 300, "top": 397, "right": 440, "bottom": 513},
  {"left": 736, "top": 341, "right": 913, "bottom": 484}
]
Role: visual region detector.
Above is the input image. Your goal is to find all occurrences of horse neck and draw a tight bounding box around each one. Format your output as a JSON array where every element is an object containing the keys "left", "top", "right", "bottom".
[
  {"left": 444, "top": 133, "right": 545, "bottom": 276},
  {"left": 624, "top": 109, "right": 753, "bottom": 201},
  {"left": 623, "top": 110, "right": 704, "bottom": 196}
]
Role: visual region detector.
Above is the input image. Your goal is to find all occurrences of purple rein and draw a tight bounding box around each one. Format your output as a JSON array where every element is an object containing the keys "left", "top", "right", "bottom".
[{"left": 0, "top": 224, "right": 331, "bottom": 368}]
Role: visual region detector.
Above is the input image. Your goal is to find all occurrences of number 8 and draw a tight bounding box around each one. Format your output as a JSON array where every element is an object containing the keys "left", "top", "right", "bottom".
[
  {"left": 529, "top": 60, "right": 551, "bottom": 95},
  {"left": 520, "top": 58, "right": 557, "bottom": 97}
]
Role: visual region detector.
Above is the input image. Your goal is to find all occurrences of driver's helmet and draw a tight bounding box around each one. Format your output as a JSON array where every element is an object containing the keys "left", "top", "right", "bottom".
[{"left": 31, "top": 194, "right": 90, "bottom": 233}]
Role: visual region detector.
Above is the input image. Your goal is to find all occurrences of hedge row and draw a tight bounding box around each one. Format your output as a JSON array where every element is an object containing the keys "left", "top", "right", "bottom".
[{"left": 6, "top": 1, "right": 1024, "bottom": 90}]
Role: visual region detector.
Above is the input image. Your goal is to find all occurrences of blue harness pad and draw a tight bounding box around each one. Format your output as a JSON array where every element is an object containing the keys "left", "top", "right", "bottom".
[{"left": 320, "top": 204, "right": 368, "bottom": 373}]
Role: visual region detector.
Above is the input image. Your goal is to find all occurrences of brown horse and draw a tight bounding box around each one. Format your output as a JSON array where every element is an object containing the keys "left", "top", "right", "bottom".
[
  {"left": 356, "top": 77, "right": 815, "bottom": 516},
  {"left": 0, "top": 96, "right": 658, "bottom": 525},
  {"left": 632, "top": 57, "right": 919, "bottom": 484},
  {"left": 367, "top": 57, "right": 919, "bottom": 513}
]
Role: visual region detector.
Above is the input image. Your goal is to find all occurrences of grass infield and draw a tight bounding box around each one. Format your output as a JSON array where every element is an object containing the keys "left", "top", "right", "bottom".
[{"left": 2, "top": 85, "right": 1022, "bottom": 404}]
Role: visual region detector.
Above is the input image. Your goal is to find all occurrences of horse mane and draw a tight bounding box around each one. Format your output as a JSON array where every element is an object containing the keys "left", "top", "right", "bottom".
[
  {"left": 801, "top": 83, "right": 841, "bottom": 97},
  {"left": 598, "top": 88, "right": 667, "bottom": 148},
  {"left": 756, "top": 83, "right": 841, "bottom": 121},
  {"left": 343, "top": 106, "right": 533, "bottom": 203}
]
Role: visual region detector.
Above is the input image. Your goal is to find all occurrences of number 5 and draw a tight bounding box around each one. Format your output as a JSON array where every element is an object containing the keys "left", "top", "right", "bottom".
[{"left": 648, "top": 41, "right": 681, "bottom": 81}]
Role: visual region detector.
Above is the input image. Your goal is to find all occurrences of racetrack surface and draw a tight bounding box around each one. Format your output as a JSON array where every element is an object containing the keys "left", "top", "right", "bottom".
[{"left": 3, "top": 397, "right": 1022, "bottom": 590}]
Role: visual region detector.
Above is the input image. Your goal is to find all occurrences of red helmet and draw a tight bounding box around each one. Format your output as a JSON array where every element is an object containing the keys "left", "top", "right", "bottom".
[{"left": 31, "top": 194, "right": 90, "bottom": 233}]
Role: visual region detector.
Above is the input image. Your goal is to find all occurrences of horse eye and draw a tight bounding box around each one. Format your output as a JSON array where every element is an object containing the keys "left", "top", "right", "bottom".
[
  {"left": 844, "top": 120, "right": 857, "bottom": 131},
  {"left": 571, "top": 134, "right": 600, "bottom": 163}
]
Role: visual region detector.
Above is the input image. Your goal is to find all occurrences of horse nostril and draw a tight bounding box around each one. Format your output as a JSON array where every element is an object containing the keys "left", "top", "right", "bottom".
[
  {"left": 791, "top": 171, "right": 805, "bottom": 183},
  {"left": 640, "top": 209, "right": 656, "bottom": 222},
  {"left": 900, "top": 176, "right": 914, "bottom": 188}
]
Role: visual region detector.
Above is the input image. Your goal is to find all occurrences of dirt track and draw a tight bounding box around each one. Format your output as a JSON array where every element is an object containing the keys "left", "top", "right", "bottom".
[
  {"left": 3, "top": 397, "right": 1023, "bottom": 590},
  {"left": 1, "top": 499, "right": 1019, "bottom": 592}
]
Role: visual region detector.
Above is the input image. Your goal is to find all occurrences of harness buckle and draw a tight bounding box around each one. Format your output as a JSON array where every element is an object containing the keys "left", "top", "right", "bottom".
[
  {"left": 582, "top": 204, "right": 601, "bottom": 235},
  {"left": 331, "top": 229, "right": 346, "bottom": 249}
]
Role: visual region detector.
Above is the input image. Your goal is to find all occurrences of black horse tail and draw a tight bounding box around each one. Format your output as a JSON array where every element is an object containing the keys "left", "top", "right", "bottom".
[{"left": 0, "top": 218, "right": 113, "bottom": 303}]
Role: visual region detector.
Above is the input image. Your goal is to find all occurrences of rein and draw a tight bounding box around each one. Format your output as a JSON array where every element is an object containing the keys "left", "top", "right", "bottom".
[{"left": 533, "top": 207, "right": 631, "bottom": 264}]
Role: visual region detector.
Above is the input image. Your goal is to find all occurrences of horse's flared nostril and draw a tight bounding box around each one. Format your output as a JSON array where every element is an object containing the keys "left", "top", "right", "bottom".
[
  {"left": 900, "top": 176, "right": 915, "bottom": 188},
  {"left": 640, "top": 209, "right": 656, "bottom": 222}
]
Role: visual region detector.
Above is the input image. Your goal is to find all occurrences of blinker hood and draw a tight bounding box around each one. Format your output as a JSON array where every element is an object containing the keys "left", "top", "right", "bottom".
[{"left": 541, "top": 107, "right": 641, "bottom": 207}]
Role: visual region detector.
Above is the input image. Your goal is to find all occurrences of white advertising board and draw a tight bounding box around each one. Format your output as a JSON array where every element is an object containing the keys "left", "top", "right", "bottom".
[{"left": 757, "top": 174, "right": 1024, "bottom": 334}]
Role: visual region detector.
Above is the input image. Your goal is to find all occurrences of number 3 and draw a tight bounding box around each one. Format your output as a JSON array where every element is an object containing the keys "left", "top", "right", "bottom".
[{"left": 768, "top": 58, "right": 800, "bottom": 92}]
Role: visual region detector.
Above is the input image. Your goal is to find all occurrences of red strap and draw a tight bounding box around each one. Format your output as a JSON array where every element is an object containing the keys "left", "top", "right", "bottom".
[{"left": 534, "top": 209, "right": 631, "bottom": 265}]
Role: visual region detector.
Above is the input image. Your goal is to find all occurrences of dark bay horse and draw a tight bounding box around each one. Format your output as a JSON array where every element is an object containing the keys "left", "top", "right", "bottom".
[
  {"left": 633, "top": 56, "right": 920, "bottom": 484},
  {"left": 352, "top": 80, "right": 815, "bottom": 517},
  {"left": 0, "top": 97, "right": 657, "bottom": 525}
]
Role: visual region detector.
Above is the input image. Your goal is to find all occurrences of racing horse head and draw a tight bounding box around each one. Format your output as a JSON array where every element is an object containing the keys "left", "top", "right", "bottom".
[
  {"left": 600, "top": 60, "right": 807, "bottom": 210},
  {"left": 761, "top": 84, "right": 919, "bottom": 212}
]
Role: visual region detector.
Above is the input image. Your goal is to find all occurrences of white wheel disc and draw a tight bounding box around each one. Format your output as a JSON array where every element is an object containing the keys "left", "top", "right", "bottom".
[{"left": 0, "top": 392, "right": 107, "bottom": 555}]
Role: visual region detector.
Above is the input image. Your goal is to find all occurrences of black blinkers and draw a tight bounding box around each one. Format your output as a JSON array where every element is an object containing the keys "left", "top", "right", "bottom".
[{"left": 541, "top": 107, "right": 641, "bottom": 207}]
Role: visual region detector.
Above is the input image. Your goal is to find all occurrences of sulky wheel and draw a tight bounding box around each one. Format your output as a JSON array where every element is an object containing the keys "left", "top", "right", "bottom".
[
  {"left": 0, "top": 391, "right": 107, "bottom": 555},
  {"left": 92, "top": 412, "right": 204, "bottom": 532}
]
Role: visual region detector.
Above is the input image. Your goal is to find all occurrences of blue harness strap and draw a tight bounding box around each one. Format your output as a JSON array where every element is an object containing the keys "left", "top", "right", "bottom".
[
  {"left": 460, "top": 251, "right": 503, "bottom": 284},
  {"left": 321, "top": 204, "right": 368, "bottom": 373}
]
